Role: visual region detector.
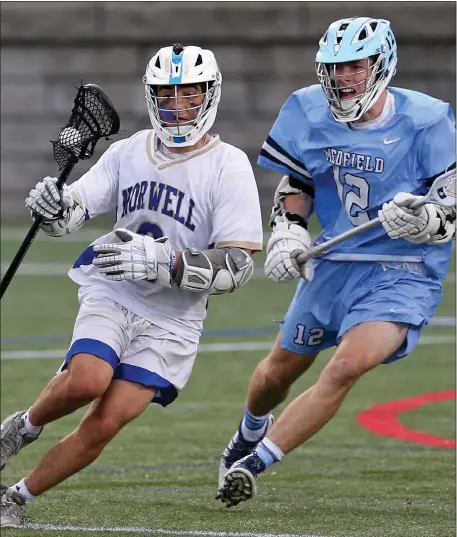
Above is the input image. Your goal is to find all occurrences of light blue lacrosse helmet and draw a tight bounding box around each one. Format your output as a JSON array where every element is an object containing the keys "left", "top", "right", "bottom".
[{"left": 316, "top": 17, "right": 397, "bottom": 122}]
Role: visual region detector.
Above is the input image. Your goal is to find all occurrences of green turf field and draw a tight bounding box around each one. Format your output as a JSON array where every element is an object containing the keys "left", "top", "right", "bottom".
[{"left": 1, "top": 222, "right": 455, "bottom": 537}]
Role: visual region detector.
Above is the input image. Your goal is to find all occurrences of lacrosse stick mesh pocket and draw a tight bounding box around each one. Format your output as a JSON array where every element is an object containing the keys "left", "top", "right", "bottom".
[{"left": 52, "top": 84, "right": 120, "bottom": 170}]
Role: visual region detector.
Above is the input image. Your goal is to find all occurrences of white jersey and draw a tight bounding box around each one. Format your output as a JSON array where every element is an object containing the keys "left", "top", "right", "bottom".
[{"left": 68, "top": 130, "right": 263, "bottom": 343}]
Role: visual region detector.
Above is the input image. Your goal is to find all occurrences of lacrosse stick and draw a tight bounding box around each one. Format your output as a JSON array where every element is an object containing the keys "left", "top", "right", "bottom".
[
  {"left": 296, "top": 169, "right": 456, "bottom": 265},
  {"left": 0, "top": 83, "right": 120, "bottom": 299}
]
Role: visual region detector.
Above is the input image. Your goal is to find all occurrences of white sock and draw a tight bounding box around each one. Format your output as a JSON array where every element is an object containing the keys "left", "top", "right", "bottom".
[
  {"left": 240, "top": 418, "right": 269, "bottom": 443},
  {"left": 241, "top": 423, "right": 267, "bottom": 442},
  {"left": 23, "top": 409, "right": 43, "bottom": 436},
  {"left": 11, "top": 479, "right": 36, "bottom": 503},
  {"left": 261, "top": 437, "right": 285, "bottom": 461},
  {"left": 255, "top": 438, "right": 285, "bottom": 469}
]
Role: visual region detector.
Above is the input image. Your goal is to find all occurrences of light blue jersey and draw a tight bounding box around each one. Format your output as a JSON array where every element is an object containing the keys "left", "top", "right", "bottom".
[{"left": 258, "top": 85, "right": 455, "bottom": 279}]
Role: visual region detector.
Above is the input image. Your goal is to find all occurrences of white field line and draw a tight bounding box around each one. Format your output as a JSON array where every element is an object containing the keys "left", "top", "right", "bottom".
[
  {"left": 1, "top": 261, "right": 456, "bottom": 283},
  {"left": 1, "top": 228, "right": 110, "bottom": 243},
  {"left": 23, "top": 524, "right": 350, "bottom": 537},
  {"left": 1, "top": 262, "right": 72, "bottom": 276},
  {"left": 1, "top": 335, "right": 454, "bottom": 361},
  {"left": 0, "top": 230, "right": 273, "bottom": 244}
]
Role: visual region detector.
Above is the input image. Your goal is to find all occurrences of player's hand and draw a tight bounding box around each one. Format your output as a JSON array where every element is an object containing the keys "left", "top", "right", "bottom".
[
  {"left": 264, "top": 218, "right": 314, "bottom": 282},
  {"left": 25, "top": 177, "right": 72, "bottom": 220},
  {"left": 93, "top": 228, "right": 174, "bottom": 286},
  {"left": 378, "top": 192, "right": 437, "bottom": 243}
]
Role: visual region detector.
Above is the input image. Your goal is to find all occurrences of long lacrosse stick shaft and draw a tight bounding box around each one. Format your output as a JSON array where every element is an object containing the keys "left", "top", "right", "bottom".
[{"left": 0, "top": 157, "right": 77, "bottom": 299}]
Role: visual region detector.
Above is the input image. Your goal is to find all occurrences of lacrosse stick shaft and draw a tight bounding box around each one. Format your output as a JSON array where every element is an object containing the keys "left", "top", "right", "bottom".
[
  {"left": 297, "top": 184, "right": 454, "bottom": 264},
  {"left": 299, "top": 217, "right": 382, "bottom": 261},
  {"left": 0, "top": 157, "right": 77, "bottom": 299}
]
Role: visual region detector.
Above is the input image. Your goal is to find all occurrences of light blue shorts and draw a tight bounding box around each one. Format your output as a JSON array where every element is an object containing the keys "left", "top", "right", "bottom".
[{"left": 281, "top": 261, "right": 443, "bottom": 363}]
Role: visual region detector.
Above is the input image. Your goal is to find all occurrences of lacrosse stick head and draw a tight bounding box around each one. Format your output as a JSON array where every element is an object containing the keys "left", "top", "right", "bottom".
[
  {"left": 425, "top": 169, "right": 456, "bottom": 208},
  {"left": 51, "top": 83, "right": 121, "bottom": 170}
]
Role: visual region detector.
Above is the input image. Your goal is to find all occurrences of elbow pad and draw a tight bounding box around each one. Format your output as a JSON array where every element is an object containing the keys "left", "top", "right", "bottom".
[
  {"left": 270, "top": 175, "right": 313, "bottom": 230},
  {"left": 173, "top": 247, "right": 254, "bottom": 295}
]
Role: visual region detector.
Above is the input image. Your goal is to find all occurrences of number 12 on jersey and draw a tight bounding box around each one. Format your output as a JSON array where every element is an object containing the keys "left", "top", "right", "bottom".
[{"left": 333, "top": 165, "right": 371, "bottom": 226}]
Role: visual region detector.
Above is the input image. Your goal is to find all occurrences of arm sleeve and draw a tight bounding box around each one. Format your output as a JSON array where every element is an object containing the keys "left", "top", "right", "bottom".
[
  {"left": 257, "top": 91, "right": 315, "bottom": 197},
  {"left": 69, "top": 138, "right": 128, "bottom": 219},
  {"left": 210, "top": 150, "right": 263, "bottom": 252},
  {"left": 418, "top": 103, "right": 456, "bottom": 186}
]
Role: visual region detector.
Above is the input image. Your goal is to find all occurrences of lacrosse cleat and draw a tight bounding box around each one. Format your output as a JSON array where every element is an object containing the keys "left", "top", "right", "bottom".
[
  {"left": 0, "top": 485, "right": 26, "bottom": 528},
  {"left": 0, "top": 411, "right": 42, "bottom": 470},
  {"left": 218, "top": 413, "right": 273, "bottom": 487},
  {"left": 216, "top": 452, "right": 266, "bottom": 508}
]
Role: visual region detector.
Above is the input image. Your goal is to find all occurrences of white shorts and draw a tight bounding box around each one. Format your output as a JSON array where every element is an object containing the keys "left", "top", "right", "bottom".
[{"left": 58, "top": 297, "right": 199, "bottom": 406}]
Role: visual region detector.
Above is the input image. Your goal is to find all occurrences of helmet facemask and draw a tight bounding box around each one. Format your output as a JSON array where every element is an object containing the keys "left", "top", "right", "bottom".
[
  {"left": 145, "top": 78, "right": 221, "bottom": 147},
  {"left": 316, "top": 53, "right": 393, "bottom": 122},
  {"left": 144, "top": 44, "right": 222, "bottom": 147},
  {"left": 315, "top": 18, "right": 398, "bottom": 123}
]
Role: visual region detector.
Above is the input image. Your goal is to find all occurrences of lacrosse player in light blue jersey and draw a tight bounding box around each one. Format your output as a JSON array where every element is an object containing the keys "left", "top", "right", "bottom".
[{"left": 217, "top": 17, "right": 456, "bottom": 507}]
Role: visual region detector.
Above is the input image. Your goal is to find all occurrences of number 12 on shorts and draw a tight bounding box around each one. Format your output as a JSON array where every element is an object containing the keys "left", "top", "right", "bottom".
[{"left": 294, "top": 325, "right": 325, "bottom": 346}]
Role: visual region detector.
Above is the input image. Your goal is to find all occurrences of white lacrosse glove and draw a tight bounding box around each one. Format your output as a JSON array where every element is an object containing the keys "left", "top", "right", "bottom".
[
  {"left": 265, "top": 216, "right": 314, "bottom": 282},
  {"left": 93, "top": 228, "right": 174, "bottom": 286},
  {"left": 378, "top": 192, "right": 445, "bottom": 244},
  {"left": 25, "top": 176, "right": 85, "bottom": 237},
  {"left": 25, "top": 176, "right": 72, "bottom": 219}
]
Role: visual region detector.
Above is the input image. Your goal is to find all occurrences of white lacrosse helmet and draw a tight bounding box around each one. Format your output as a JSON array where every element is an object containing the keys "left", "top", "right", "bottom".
[
  {"left": 143, "top": 43, "right": 222, "bottom": 147},
  {"left": 316, "top": 17, "right": 397, "bottom": 122}
]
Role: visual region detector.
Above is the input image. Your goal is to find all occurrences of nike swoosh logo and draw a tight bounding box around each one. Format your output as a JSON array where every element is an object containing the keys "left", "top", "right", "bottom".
[
  {"left": 390, "top": 308, "right": 409, "bottom": 313},
  {"left": 384, "top": 138, "right": 401, "bottom": 145}
]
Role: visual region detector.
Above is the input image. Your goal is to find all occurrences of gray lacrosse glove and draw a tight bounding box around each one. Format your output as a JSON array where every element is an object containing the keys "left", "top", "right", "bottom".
[{"left": 93, "top": 228, "right": 174, "bottom": 286}]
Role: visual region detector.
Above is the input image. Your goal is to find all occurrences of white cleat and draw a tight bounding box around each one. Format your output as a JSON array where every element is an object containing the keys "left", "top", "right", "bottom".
[
  {"left": 0, "top": 485, "right": 26, "bottom": 528},
  {"left": 0, "top": 411, "right": 41, "bottom": 470}
]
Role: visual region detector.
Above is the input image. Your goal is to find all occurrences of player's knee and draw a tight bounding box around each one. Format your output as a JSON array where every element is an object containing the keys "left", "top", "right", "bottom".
[
  {"left": 260, "top": 349, "right": 309, "bottom": 389},
  {"left": 325, "top": 355, "right": 365, "bottom": 387},
  {"left": 258, "top": 363, "right": 287, "bottom": 392},
  {"left": 66, "top": 380, "right": 105, "bottom": 404},
  {"left": 79, "top": 414, "right": 124, "bottom": 447},
  {"left": 66, "top": 353, "right": 113, "bottom": 402},
  {"left": 93, "top": 417, "right": 122, "bottom": 445}
]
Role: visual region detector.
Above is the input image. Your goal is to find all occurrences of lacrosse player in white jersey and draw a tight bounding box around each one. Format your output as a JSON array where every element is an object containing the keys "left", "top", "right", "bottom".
[{"left": 0, "top": 43, "right": 263, "bottom": 528}]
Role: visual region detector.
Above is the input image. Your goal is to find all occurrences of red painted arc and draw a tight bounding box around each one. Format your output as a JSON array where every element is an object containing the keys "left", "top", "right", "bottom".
[{"left": 357, "top": 390, "right": 456, "bottom": 449}]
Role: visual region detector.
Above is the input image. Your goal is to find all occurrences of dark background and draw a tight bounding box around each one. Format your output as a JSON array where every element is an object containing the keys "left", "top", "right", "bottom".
[{"left": 1, "top": 1, "right": 455, "bottom": 219}]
